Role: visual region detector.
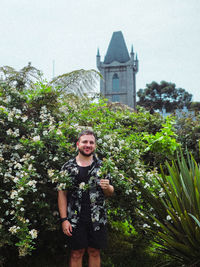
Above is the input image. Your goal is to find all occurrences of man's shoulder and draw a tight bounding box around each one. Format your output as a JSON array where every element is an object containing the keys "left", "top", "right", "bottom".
[{"left": 61, "top": 158, "right": 76, "bottom": 171}]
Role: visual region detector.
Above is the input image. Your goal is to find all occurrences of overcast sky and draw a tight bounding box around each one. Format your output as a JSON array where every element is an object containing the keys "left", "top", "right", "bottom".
[{"left": 1, "top": 0, "right": 200, "bottom": 101}]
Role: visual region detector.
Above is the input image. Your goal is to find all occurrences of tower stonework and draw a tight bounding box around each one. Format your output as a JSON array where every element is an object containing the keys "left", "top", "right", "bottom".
[{"left": 96, "top": 31, "right": 138, "bottom": 109}]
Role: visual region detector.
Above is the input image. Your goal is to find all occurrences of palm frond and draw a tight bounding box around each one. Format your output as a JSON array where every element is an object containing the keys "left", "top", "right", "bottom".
[{"left": 50, "top": 69, "right": 101, "bottom": 97}]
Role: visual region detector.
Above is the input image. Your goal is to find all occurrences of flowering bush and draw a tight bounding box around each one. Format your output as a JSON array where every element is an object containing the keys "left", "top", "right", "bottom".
[{"left": 0, "top": 74, "right": 180, "bottom": 265}]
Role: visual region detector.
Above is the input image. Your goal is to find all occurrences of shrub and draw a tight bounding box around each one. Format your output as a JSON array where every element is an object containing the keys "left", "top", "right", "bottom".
[
  {"left": 0, "top": 69, "right": 181, "bottom": 265},
  {"left": 141, "top": 151, "right": 200, "bottom": 266}
]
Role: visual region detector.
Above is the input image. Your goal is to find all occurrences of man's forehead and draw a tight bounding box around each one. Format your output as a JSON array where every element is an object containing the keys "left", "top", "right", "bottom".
[{"left": 79, "top": 134, "right": 96, "bottom": 142}]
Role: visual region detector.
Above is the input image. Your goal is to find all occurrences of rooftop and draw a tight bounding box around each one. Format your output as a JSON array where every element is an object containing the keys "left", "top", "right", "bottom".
[{"left": 104, "top": 31, "right": 130, "bottom": 64}]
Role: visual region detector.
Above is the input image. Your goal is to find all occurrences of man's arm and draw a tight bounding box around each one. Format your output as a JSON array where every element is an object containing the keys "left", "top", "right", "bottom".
[
  {"left": 58, "top": 190, "right": 72, "bottom": 236},
  {"left": 100, "top": 179, "right": 114, "bottom": 197}
]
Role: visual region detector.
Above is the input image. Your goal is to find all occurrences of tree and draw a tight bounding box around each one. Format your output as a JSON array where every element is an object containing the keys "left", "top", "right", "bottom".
[
  {"left": 137, "top": 81, "right": 192, "bottom": 113},
  {"left": 0, "top": 62, "right": 42, "bottom": 91},
  {"left": 188, "top": 101, "right": 200, "bottom": 111},
  {"left": 0, "top": 63, "right": 99, "bottom": 97}
]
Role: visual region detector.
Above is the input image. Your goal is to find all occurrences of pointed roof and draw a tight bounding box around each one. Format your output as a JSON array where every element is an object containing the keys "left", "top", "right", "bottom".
[{"left": 104, "top": 31, "right": 130, "bottom": 64}]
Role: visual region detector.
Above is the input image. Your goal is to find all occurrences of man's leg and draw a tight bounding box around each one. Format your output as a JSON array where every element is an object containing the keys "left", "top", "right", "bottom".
[
  {"left": 69, "top": 248, "right": 85, "bottom": 267},
  {"left": 87, "top": 247, "right": 101, "bottom": 267}
]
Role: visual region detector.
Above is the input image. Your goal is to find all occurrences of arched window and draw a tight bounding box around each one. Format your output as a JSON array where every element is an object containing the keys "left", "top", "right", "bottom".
[{"left": 112, "top": 73, "right": 120, "bottom": 92}]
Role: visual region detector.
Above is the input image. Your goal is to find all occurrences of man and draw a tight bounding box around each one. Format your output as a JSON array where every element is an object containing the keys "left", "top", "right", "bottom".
[{"left": 58, "top": 129, "right": 114, "bottom": 267}]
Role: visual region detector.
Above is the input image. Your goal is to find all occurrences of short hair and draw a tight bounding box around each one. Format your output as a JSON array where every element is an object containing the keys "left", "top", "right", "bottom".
[{"left": 78, "top": 129, "right": 96, "bottom": 142}]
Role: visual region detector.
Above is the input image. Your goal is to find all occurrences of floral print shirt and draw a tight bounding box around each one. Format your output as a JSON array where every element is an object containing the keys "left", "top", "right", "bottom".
[{"left": 60, "top": 155, "right": 112, "bottom": 231}]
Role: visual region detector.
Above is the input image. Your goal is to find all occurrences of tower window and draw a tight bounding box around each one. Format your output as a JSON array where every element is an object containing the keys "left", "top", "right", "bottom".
[{"left": 112, "top": 73, "right": 120, "bottom": 92}]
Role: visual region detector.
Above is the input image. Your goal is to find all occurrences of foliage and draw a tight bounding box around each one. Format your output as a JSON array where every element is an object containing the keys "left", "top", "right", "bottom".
[
  {"left": 0, "top": 63, "right": 99, "bottom": 97},
  {"left": 0, "top": 63, "right": 42, "bottom": 91},
  {"left": 137, "top": 81, "right": 192, "bottom": 113},
  {"left": 0, "top": 65, "right": 182, "bottom": 266},
  {"left": 141, "top": 151, "right": 200, "bottom": 266},
  {"left": 188, "top": 101, "right": 200, "bottom": 111},
  {"left": 142, "top": 116, "right": 180, "bottom": 168},
  {"left": 175, "top": 112, "right": 200, "bottom": 163},
  {"left": 50, "top": 69, "right": 100, "bottom": 97}
]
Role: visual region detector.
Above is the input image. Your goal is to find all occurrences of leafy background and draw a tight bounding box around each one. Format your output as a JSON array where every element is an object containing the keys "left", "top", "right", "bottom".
[{"left": 1, "top": 66, "right": 200, "bottom": 267}]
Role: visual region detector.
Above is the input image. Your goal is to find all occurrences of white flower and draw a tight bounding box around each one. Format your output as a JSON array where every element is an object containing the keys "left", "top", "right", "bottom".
[
  {"left": 20, "top": 207, "right": 25, "bottom": 211},
  {"left": 56, "top": 129, "right": 62, "bottom": 135},
  {"left": 9, "top": 225, "right": 20, "bottom": 234},
  {"left": 43, "top": 130, "right": 48, "bottom": 136},
  {"left": 27, "top": 180, "right": 37, "bottom": 188},
  {"left": 6, "top": 129, "right": 13, "bottom": 135},
  {"left": 53, "top": 156, "right": 58, "bottom": 162},
  {"left": 29, "top": 229, "right": 38, "bottom": 239},
  {"left": 159, "top": 192, "right": 165, "bottom": 197},
  {"left": 144, "top": 183, "right": 150, "bottom": 189},
  {"left": 104, "top": 135, "right": 111, "bottom": 140},
  {"left": 57, "top": 183, "right": 66, "bottom": 190},
  {"left": 22, "top": 116, "right": 28, "bottom": 122},
  {"left": 10, "top": 190, "right": 18, "bottom": 199},
  {"left": 79, "top": 182, "right": 85, "bottom": 190},
  {"left": 33, "top": 136, "right": 40, "bottom": 142},
  {"left": 14, "top": 144, "right": 23, "bottom": 150},
  {"left": 166, "top": 215, "right": 171, "bottom": 221},
  {"left": 5, "top": 210, "right": 9, "bottom": 216},
  {"left": 14, "top": 163, "right": 22, "bottom": 169},
  {"left": 48, "top": 169, "right": 55, "bottom": 177},
  {"left": 96, "top": 131, "right": 101, "bottom": 137},
  {"left": 13, "top": 177, "right": 19, "bottom": 183},
  {"left": 143, "top": 224, "right": 150, "bottom": 228}
]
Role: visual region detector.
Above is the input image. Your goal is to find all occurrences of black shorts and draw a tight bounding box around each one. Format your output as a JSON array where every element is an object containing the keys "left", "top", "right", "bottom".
[{"left": 66, "top": 221, "right": 107, "bottom": 250}]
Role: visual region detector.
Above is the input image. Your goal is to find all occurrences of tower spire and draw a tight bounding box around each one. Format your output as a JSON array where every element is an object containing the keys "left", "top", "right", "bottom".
[{"left": 131, "top": 45, "right": 134, "bottom": 55}]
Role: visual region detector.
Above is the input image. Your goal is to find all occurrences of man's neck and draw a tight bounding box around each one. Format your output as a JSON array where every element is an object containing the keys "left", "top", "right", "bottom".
[{"left": 76, "top": 153, "right": 94, "bottom": 167}]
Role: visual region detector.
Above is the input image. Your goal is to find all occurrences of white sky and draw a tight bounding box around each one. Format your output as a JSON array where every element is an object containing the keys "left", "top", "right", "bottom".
[{"left": 1, "top": 0, "right": 200, "bottom": 101}]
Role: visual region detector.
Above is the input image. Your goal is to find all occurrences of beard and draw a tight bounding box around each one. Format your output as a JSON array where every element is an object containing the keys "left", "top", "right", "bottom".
[{"left": 78, "top": 148, "right": 94, "bottom": 157}]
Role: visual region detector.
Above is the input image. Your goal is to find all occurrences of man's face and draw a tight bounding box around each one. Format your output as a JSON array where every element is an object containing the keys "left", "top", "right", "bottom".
[{"left": 77, "top": 134, "right": 96, "bottom": 157}]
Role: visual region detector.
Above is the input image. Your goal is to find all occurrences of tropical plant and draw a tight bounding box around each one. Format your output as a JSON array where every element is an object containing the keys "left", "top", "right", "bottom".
[
  {"left": 0, "top": 63, "right": 99, "bottom": 97},
  {"left": 141, "top": 151, "right": 200, "bottom": 266},
  {"left": 50, "top": 69, "right": 100, "bottom": 97}
]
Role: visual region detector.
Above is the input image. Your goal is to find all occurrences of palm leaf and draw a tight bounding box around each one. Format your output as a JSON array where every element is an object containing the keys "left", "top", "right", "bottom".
[
  {"left": 188, "top": 213, "right": 200, "bottom": 228},
  {"left": 50, "top": 69, "right": 101, "bottom": 97}
]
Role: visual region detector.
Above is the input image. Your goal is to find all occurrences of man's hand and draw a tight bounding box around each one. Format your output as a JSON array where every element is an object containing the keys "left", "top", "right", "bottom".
[
  {"left": 100, "top": 179, "right": 110, "bottom": 190},
  {"left": 100, "top": 179, "right": 114, "bottom": 196},
  {"left": 62, "top": 220, "right": 72, "bottom": 236}
]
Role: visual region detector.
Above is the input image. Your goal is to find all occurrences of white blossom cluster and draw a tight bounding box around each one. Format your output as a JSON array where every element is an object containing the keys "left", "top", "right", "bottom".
[{"left": 39, "top": 105, "right": 56, "bottom": 132}]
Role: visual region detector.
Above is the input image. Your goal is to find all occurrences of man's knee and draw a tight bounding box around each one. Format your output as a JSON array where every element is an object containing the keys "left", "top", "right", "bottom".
[
  {"left": 87, "top": 247, "right": 100, "bottom": 258},
  {"left": 70, "top": 249, "right": 85, "bottom": 261}
]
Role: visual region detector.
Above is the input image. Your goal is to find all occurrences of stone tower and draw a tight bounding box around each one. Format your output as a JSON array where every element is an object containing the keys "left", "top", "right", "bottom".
[{"left": 96, "top": 31, "right": 139, "bottom": 109}]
